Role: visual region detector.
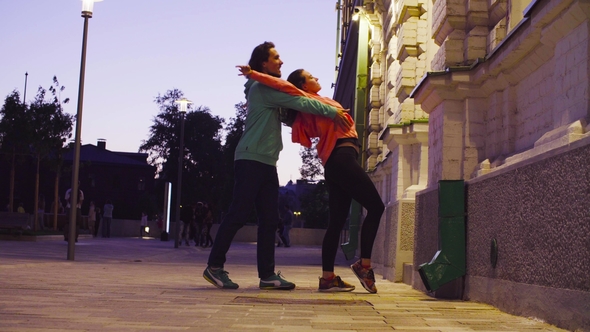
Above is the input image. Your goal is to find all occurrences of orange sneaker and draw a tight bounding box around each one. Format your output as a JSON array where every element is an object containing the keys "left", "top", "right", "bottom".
[
  {"left": 350, "top": 260, "right": 377, "bottom": 293},
  {"left": 318, "top": 276, "right": 355, "bottom": 292}
]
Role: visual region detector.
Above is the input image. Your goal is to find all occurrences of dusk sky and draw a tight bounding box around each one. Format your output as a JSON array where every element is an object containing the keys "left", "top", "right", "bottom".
[{"left": 0, "top": 0, "right": 342, "bottom": 185}]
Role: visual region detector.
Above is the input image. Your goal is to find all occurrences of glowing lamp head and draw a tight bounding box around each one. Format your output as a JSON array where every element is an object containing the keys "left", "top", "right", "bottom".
[
  {"left": 175, "top": 98, "right": 193, "bottom": 114},
  {"left": 81, "top": 0, "right": 103, "bottom": 17}
]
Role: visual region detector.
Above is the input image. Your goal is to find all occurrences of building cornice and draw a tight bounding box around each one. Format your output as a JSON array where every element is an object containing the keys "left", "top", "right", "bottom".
[
  {"left": 380, "top": 119, "right": 429, "bottom": 150},
  {"left": 410, "top": 0, "right": 578, "bottom": 113}
]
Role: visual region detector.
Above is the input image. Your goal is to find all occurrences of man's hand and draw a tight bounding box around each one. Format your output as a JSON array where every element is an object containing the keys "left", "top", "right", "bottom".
[
  {"left": 236, "top": 65, "right": 252, "bottom": 77},
  {"left": 333, "top": 109, "right": 354, "bottom": 132}
]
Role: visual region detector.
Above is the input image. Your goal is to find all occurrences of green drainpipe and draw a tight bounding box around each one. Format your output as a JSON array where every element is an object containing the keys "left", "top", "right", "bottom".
[
  {"left": 418, "top": 180, "right": 466, "bottom": 291},
  {"left": 341, "top": 15, "right": 369, "bottom": 260}
]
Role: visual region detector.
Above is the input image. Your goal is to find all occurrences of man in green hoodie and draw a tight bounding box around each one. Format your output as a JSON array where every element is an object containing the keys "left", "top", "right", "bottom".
[{"left": 203, "top": 41, "right": 352, "bottom": 290}]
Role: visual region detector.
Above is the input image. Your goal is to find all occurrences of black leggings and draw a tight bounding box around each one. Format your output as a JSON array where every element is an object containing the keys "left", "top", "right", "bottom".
[{"left": 322, "top": 147, "right": 384, "bottom": 272}]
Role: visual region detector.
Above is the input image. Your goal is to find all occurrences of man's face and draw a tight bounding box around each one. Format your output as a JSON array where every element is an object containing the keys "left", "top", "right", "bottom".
[{"left": 262, "top": 48, "right": 283, "bottom": 78}]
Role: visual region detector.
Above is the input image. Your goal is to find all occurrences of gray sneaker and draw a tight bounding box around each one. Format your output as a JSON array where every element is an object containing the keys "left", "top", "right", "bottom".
[
  {"left": 259, "top": 271, "right": 296, "bottom": 290},
  {"left": 203, "top": 267, "right": 239, "bottom": 289}
]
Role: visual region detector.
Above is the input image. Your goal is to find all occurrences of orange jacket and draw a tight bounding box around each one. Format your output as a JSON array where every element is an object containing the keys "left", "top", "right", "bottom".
[{"left": 247, "top": 71, "right": 357, "bottom": 165}]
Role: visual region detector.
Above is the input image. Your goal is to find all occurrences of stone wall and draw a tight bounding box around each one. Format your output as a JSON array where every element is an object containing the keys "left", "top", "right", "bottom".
[{"left": 464, "top": 136, "right": 590, "bottom": 331}]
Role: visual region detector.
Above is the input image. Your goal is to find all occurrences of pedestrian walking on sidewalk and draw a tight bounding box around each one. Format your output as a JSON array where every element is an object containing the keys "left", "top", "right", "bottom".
[
  {"left": 88, "top": 201, "right": 96, "bottom": 237},
  {"left": 203, "top": 41, "right": 352, "bottom": 291},
  {"left": 281, "top": 204, "right": 292, "bottom": 247},
  {"left": 102, "top": 200, "right": 113, "bottom": 238},
  {"left": 276, "top": 217, "right": 286, "bottom": 247},
  {"left": 140, "top": 211, "right": 148, "bottom": 237},
  {"left": 94, "top": 206, "right": 102, "bottom": 238},
  {"left": 64, "top": 183, "right": 83, "bottom": 242},
  {"left": 201, "top": 202, "right": 214, "bottom": 248}
]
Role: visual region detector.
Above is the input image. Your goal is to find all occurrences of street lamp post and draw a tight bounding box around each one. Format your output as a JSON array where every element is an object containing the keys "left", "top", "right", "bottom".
[
  {"left": 67, "top": 0, "right": 102, "bottom": 260},
  {"left": 23, "top": 72, "right": 28, "bottom": 104},
  {"left": 173, "top": 98, "right": 191, "bottom": 248}
]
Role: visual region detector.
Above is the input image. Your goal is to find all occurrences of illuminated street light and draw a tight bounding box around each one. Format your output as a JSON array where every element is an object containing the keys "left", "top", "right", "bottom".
[
  {"left": 293, "top": 211, "right": 302, "bottom": 228},
  {"left": 173, "top": 98, "right": 192, "bottom": 248},
  {"left": 67, "top": 0, "right": 102, "bottom": 260}
]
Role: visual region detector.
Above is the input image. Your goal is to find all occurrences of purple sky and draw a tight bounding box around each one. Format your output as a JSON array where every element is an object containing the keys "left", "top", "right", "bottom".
[{"left": 0, "top": 0, "right": 342, "bottom": 185}]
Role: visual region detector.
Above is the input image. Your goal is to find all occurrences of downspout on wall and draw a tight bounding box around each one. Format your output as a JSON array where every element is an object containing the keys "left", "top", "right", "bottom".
[{"left": 341, "top": 11, "right": 370, "bottom": 260}]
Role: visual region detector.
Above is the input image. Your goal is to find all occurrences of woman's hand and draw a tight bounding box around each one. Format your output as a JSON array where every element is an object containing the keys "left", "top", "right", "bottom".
[{"left": 236, "top": 65, "right": 252, "bottom": 77}]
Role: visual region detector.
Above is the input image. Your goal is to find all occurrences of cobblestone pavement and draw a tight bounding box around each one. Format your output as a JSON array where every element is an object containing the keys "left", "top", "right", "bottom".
[{"left": 0, "top": 237, "right": 567, "bottom": 331}]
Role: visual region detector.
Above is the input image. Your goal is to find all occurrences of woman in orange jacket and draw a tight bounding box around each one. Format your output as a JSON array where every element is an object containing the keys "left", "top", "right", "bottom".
[{"left": 237, "top": 65, "right": 384, "bottom": 293}]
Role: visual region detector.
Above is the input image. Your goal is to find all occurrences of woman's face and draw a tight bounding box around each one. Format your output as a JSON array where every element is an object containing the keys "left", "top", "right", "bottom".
[{"left": 300, "top": 70, "right": 321, "bottom": 93}]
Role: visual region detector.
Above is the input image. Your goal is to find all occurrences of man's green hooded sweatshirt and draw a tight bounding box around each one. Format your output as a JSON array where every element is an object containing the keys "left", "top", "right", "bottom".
[{"left": 235, "top": 79, "right": 338, "bottom": 166}]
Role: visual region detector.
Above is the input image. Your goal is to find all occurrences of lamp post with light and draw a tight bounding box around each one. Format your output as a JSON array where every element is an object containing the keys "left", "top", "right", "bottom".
[
  {"left": 67, "top": 0, "right": 102, "bottom": 260},
  {"left": 173, "top": 98, "right": 191, "bottom": 248},
  {"left": 294, "top": 211, "right": 302, "bottom": 227}
]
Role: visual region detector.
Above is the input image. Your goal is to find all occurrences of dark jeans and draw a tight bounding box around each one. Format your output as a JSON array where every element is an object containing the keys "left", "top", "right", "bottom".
[
  {"left": 94, "top": 217, "right": 101, "bottom": 237},
  {"left": 181, "top": 222, "right": 191, "bottom": 244},
  {"left": 282, "top": 225, "right": 291, "bottom": 246},
  {"left": 322, "top": 147, "right": 385, "bottom": 272},
  {"left": 203, "top": 223, "right": 213, "bottom": 247},
  {"left": 207, "top": 160, "right": 280, "bottom": 279},
  {"left": 195, "top": 222, "right": 203, "bottom": 245},
  {"left": 102, "top": 217, "right": 112, "bottom": 238}
]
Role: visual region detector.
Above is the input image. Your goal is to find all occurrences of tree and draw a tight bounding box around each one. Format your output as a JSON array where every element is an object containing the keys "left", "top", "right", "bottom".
[
  {"left": 219, "top": 102, "right": 246, "bottom": 212},
  {"left": 28, "top": 76, "right": 73, "bottom": 230},
  {"left": 140, "top": 89, "right": 185, "bottom": 179},
  {"left": 217, "top": 102, "right": 256, "bottom": 224},
  {"left": 181, "top": 106, "right": 224, "bottom": 206},
  {"left": 299, "top": 180, "right": 330, "bottom": 229},
  {"left": 297, "top": 138, "right": 330, "bottom": 229},
  {"left": 139, "top": 89, "right": 225, "bottom": 221},
  {"left": 299, "top": 138, "right": 323, "bottom": 181},
  {"left": 0, "top": 91, "right": 31, "bottom": 213}
]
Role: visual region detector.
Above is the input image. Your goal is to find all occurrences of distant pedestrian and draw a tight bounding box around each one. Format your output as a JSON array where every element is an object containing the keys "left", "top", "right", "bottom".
[
  {"left": 181, "top": 204, "right": 193, "bottom": 246},
  {"left": 194, "top": 202, "right": 206, "bottom": 247},
  {"left": 276, "top": 217, "right": 286, "bottom": 247},
  {"left": 88, "top": 201, "right": 96, "bottom": 237},
  {"left": 94, "top": 206, "right": 102, "bottom": 238},
  {"left": 64, "top": 183, "right": 84, "bottom": 242},
  {"left": 17, "top": 202, "right": 25, "bottom": 214},
  {"left": 281, "top": 205, "right": 293, "bottom": 247},
  {"left": 202, "top": 202, "right": 213, "bottom": 248},
  {"left": 102, "top": 200, "right": 114, "bottom": 238},
  {"left": 51, "top": 199, "right": 64, "bottom": 215},
  {"left": 155, "top": 214, "right": 163, "bottom": 231},
  {"left": 140, "top": 211, "right": 148, "bottom": 237}
]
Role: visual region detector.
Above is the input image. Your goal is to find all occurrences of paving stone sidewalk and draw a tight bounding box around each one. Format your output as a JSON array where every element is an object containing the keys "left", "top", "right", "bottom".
[{"left": 0, "top": 237, "right": 566, "bottom": 331}]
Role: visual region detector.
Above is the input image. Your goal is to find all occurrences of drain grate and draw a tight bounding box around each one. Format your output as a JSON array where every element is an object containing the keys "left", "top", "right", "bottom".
[{"left": 230, "top": 296, "right": 373, "bottom": 306}]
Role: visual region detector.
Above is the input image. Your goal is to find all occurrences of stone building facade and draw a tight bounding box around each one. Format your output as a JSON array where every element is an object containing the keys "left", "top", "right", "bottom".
[{"left": 333, "top": 0, "right": 590, "bottom": 330}]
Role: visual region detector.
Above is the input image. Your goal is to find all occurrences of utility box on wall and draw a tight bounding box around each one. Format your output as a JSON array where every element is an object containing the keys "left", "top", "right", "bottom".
[{"left": 418, "top": 180, "right": 466, "bottom": 296}]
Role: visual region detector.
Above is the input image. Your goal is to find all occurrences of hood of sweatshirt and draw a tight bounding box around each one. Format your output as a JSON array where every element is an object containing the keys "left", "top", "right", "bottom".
[{"left": 243, "top": 79, "right": 255, "bottom": 100}]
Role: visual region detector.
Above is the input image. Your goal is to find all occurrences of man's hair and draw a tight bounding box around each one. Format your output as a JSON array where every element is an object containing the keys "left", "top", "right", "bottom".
[
  {"left": 248, "top": 41, "right": 275, "bottom": 72},
  {"left": 287, "top": 69, "right": 306, "bottom": 89}
]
